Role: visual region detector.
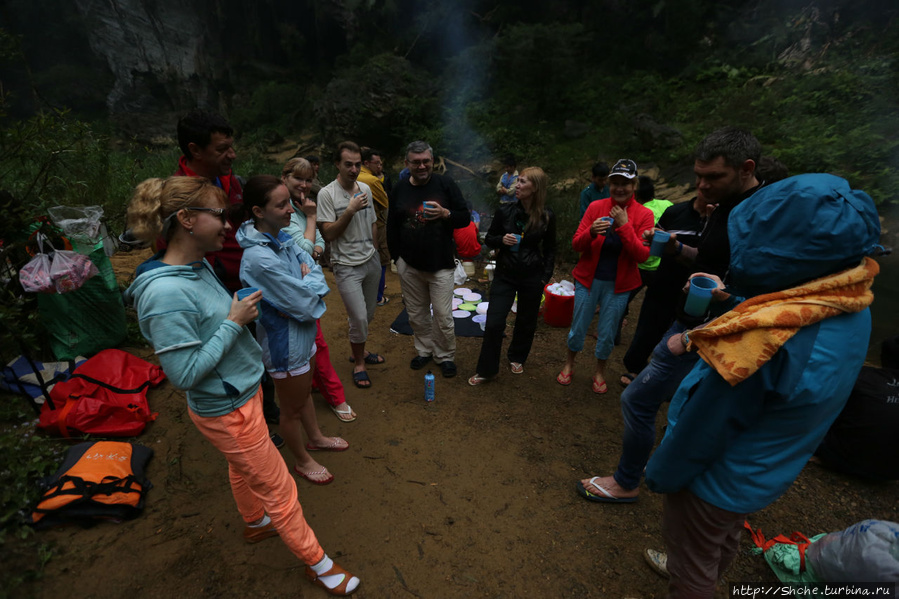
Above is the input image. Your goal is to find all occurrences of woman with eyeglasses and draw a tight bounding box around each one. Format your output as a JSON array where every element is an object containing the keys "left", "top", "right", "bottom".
[
  {"left": 125, "top": 176, "right": 360, "bottom": 596},
  {"left": 281, "top": 158, "right": 357, "bottom": 423},
  {"left": 237, "top": 175, "right": 349, "bottom": 486},
  {"left": 556, "top": 159, "right": 655, "bottom": 394}
]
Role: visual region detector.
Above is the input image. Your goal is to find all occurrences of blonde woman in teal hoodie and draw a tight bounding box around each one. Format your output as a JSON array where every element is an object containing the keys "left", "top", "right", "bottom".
[{"left": 126, "top": 176, "right": 360, "bottom": 596}]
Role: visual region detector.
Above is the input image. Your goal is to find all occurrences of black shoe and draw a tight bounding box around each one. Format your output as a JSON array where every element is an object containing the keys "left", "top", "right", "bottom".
[
  {"left": 270, "top": 432, "right": 285, "bottom": 448},
  {"left": 437, "top": 361, "right": 457, "bottom": 378},
  {"left": 410, "top": 355, "right": 433, "bottom": 370}
]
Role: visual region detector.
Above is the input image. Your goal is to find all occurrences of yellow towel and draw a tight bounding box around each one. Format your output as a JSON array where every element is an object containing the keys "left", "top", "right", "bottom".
[{"left": 687, "top": 257, "right": 879, "bottom": 386}]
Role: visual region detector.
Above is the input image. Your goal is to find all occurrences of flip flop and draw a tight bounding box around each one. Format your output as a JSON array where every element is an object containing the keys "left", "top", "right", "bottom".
[
  {"left": 467, "top": 374, "right": 493, "bottom": 386},
  {"left": 347, "top": 352, "right": 386, "bottom": 365},
  {"left": 510, "top": 362, "right": 524, "bottom": 374},
  {"left": 620, "top": 373, "right": 636, "bottom": 387},
  {"left": 294, "top": 464, "right": 334, "bottom": 485},
  {"left": 556, "top": 370, "right": 573, "bottom": 386},
  {"left": 592, "top": 377, "right": 608, "bottom": 394},
  {"left": 575, "top": 477, "right": 638, "bottom": 503},
  {"left": 352, "top": 370, "right": 371, "bottom": 389},
  {"left": 305, "top": 437, "right": 349, "bottom": 452},
  {"left": 330, "top": 403, "right": 357, "bottom": 423}
]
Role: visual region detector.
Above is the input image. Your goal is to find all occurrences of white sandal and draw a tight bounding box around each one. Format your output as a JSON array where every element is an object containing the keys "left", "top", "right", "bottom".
[{"left": 330, "top": 403, "right": 357, "bottom": 423}]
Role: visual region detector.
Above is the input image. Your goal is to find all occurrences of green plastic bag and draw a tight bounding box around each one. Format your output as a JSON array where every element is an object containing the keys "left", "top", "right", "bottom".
[{"left": 37, "top": 245, "right": 125, "bottom": 360}]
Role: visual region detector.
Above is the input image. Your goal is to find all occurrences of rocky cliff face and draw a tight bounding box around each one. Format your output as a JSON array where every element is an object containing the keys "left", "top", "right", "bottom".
[{"left": 73, "top": 0, "right": 221, "bottom": 136}]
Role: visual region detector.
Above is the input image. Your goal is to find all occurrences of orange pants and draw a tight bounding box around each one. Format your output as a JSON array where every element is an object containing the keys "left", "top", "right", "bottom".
[{"left": 189, "top": 387, "right": 325, "bottom": 565}]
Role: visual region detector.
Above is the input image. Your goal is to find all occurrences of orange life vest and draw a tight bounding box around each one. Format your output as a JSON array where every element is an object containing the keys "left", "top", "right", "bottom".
[{"left": 30, "top": 441, "right": 153, "bottom": 529}]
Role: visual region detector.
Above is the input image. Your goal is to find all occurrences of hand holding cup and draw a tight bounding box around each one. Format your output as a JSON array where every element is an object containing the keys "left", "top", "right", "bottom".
[
  {"left": 591, "top": 216, "right": 614, "bottom": 237},
  {"left": 422, "top": 200, "right": 445, "bottom": 220},
  {"left": 349, "top": 191, "right": 368, "bottom": 213},
  {"left": 230, "top": 288, "right": 262, "bottom": 325}
]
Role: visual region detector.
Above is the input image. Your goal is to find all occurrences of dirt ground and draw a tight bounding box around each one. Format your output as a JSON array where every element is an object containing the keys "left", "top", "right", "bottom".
[{"left": 23, "top": 249, "right": 898, "bottom": 599}]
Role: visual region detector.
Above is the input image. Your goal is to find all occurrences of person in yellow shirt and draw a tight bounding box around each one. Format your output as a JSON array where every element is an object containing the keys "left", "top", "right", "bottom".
[{"left": 357, "top": 148, "right": 391, "bottom": 305}]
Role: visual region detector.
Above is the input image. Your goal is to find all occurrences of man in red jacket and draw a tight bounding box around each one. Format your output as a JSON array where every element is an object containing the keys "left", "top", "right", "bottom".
[{"left": 173, "top": 109, "right": 244, "bottom": 292}]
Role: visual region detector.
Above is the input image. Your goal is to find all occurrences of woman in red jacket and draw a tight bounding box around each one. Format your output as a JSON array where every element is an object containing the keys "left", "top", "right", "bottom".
[{"left": 557, "top": 159, "right": 654, "bottom": 393}]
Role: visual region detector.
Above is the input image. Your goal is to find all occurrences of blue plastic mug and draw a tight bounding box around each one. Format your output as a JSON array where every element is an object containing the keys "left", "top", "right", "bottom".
[
  {"left": 683, "top": 277, "right": 717, "bottom": 317},
  {"left": 510, "top": 233, "right": 522, "bottom": 252},
  {"left": 236, "top": 287, "right": 260, "bottom": 320},
  {"left": 649, "top": 230, "right": 671, "bottom": 257},
  {"left": 600, "top": 216, "right": 614, "bottom": 235}
]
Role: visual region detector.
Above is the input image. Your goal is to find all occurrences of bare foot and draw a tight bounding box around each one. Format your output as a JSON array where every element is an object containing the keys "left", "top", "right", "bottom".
[{"left": 580, "top": 475, "right": 639, "bottom": 500}]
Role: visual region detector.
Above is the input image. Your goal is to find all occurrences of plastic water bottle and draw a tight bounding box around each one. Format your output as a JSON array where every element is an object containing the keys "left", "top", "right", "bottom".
[{"left": 424, "top": 370, "right": 435, "bottom": 402}]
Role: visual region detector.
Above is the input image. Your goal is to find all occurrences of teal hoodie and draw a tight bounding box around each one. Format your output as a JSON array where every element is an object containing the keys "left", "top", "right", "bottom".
[
  {"left": 646, "top": 174, "right": 880, "bottom": 513},
  {"left": 125, "top": 258, "right": 263, "bottom": 417}
]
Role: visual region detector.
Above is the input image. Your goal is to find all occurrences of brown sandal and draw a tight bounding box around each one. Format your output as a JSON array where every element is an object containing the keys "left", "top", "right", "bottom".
[{"left": 305, "top": 562, "right": 361, "bottom": 596}]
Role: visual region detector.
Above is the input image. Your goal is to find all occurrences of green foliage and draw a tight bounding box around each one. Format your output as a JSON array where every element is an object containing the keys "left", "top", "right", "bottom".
[
  {"left": 230, "top": 81, "right": 309, "bottom": 144},
  {"left": 0, "top": 395, "right": 66, "bottom": 596},
  {"left": 314, "top": 53, "right": 439, "bottom": 153}
]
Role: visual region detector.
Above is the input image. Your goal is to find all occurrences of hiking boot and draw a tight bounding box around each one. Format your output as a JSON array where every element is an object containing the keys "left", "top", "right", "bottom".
[
  {"left": 270, "top": 431, "right": 285, "bottom": 448},
  {"left": 244, "top": 520, "right": 278, "bottom": 544}
]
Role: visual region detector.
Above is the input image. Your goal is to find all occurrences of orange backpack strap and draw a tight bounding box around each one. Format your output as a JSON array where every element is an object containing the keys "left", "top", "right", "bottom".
[
  {"left": 55, "top": 395, "right": 79, "bottom": 438},
  {"left": 745, "top": 521, "right": 813, "bottom": 572}
]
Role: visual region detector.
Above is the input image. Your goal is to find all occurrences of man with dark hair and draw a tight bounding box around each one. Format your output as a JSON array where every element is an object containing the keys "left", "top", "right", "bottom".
[
  {"left": 579, "top": 162, "right": 610, "bottom": 217},
  {"left": 755, "top": 155, "right": 789, "bottom": 184},
  {"left": 316, "top": 141, "right": 384, "bottom": 389},
  {"left": 357, "top": 148, "right": 391, "bottom": 306},
  {"left": 174, "top": 109, "right": 243, "bottom": 291},
  {"left": 577, "top": 127, "right": 762, "bottom": 504},
  {"left": 388, "top": 141, "right": 470, "bottom": 377}
]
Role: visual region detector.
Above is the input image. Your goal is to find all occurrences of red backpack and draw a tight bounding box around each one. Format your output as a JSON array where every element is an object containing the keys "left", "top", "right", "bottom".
[{"left": 39, "top": 349, "right": 164, "bottom": 437}]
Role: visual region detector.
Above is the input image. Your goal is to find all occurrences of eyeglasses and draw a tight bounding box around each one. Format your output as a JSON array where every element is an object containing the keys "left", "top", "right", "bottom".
[
  {"left": 406, "top": 159, "right": 432, "bottom": 167},
  {"left": 186, "top": 207, "right": 228, "bottom": 223}
]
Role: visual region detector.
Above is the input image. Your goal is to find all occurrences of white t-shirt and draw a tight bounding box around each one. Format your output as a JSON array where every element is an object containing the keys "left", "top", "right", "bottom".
[{"left": 316, "top": 179, "right": 377, "bottom": 266}]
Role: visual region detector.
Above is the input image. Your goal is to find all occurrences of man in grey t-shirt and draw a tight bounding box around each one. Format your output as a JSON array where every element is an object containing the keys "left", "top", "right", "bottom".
[{"left": 317, "top": 141, "right": 384, "bottom": 388}]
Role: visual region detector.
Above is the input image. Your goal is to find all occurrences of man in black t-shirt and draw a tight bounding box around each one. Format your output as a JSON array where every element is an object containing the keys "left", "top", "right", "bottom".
[
  {"left": 621, "top": 196, "right": 709, "bottom": 380},
  {"left": 387, "top": 141, "right": 470, "bottom": 377}
]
